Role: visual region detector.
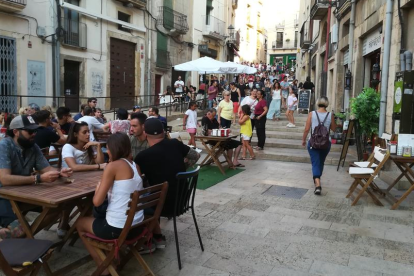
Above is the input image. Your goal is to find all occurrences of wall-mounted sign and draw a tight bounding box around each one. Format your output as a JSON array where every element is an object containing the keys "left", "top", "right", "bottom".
[
  {"left": 198, "top": 45, "right": 217, "bottom": 58},
  {"left": 362, "top": 28, "right": 382, "bottom": 56}
]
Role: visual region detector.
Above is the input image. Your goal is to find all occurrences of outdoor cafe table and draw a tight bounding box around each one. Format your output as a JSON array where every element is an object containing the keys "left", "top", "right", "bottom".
[
  {"left": 0, "top": 170, "right": 102, "bottom": 242},
  {"left": 386, "top": 155, "right": 414, "bottom": 210},
  {"left": 195, "top": 135, "right": 237, "bottom": 175}
]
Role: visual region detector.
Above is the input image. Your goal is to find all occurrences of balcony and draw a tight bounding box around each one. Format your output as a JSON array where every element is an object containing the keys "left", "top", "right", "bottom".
[
  {"left": 156, "top": 49, "right": 171, "bottom": 69},
  {"left": 157, "top": 6, "right": 189, "bottom": 34},
  {"left": 310, "top": 0, "right": 330, "bottom": 20},
  {"left": 117, "top": 0, "right": 146, "bottom": 9},
  {"left": 337, "top": 0, "right": 351, "bottom": 19},
  {"left": 202, "top": 15, "right": 226, "bottom": 41},
  {"left": 62, "top": 18, "right": 87, "bottom": 49},
  {"left": 232, "top": 0, "right": 238, "bottom": 9},
  {"left": 0, "top": 0, "right": 26, "bottom": 12}
]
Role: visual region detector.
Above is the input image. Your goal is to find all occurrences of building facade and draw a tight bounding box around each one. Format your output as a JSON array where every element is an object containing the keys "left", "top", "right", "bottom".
[
  {"left": 234, "top": 0, "right": 267, "bottom": 64},
  {"left": 298, "top": 0, "right": 414, "bottom": 134}
]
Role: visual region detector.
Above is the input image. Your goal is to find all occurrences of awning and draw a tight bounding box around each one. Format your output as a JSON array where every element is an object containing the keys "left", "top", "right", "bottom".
[{"left": 234, "top": 49, "right": 240, "bottom": 57}]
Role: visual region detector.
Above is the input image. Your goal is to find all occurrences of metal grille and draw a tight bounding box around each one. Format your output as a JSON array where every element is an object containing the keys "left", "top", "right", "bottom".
[
  {"left": 0, "top": 36, "right": 17, "bottom": 113},
  {"left": 262, "top": 185, "right": 309, "bottom": 200},
  {"left": 62, "top": 18, "right": 87, "bottom": 49},
  {"left": 157, "top": 6, "right": 189, "bottom": 34}
]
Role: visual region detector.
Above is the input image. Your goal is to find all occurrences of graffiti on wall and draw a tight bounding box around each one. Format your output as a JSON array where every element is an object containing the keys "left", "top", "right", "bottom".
[{"left": 27, "top": 60, "right": 46, "bottom": 107}]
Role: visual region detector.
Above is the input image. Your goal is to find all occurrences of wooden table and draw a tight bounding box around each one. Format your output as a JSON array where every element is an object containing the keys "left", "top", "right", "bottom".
[
  {"left": 0, "top": 170, "right": 102, "bottom": 241},
  {"left": 195, "top": 135, "right": 237, "bottom": 175},
  {"left": 386, "top": 155, "right": 414, "bottom": 210}
]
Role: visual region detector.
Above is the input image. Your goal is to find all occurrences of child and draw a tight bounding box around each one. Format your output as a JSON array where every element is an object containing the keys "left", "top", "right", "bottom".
[
  {"left": 213, "top": 101, "right": 218, "bottom": 119},
  {"left": 239, "top": 104, "right": 255, "bottom": 160},
  {"left": 183, "top": 101, "right": 199, "bottom": 147},
  {"left": 286, "top": 86, "right": 298, "bottom": 128}
]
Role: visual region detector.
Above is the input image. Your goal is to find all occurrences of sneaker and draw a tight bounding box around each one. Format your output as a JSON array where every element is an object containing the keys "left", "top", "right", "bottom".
[
  {"left": 286, "top": 123, "right": 292, "bottom": 127},
  {"left": 288, "top": 124, "right": 296, "bottom": 128},
  {"left": 138, "top": 241, "right": 157, "bottom": 254},
  {"left": 153, "top": 235, "right": 167, "bottom": 249},
  {"left": 314, "top": 186, "right": 322, "bottom": 195}
]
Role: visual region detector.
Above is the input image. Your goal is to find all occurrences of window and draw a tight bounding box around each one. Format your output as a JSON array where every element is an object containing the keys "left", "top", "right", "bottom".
[
  {"left": 294, "top": 31, "right": 298, "bottom": 47},
  {"left": 118, "top": 12, "right": 131, "bottom": 32},
  {"left": 276, "top": 32, "right": 283, "bottom": 48}
]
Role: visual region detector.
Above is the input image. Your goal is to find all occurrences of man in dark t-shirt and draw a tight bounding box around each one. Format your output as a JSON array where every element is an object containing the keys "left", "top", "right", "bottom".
[
  {"left": 34, "top": 110, "right": 66, "bottom": 149},
  {"left": 303, "top": 77, "right": 315, "bottom": 110}
]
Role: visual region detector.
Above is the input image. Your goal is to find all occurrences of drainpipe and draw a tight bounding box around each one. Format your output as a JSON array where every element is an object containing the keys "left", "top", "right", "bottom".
[
  {"left": 379, "top": 0, "right": 394, "bottom": 136},
  {"left": 322, "top": 0, "right": 332, "bottom": 97},
  {"left": 308, "top": 20, "right": 313, "bottom": 81},
  {"left": 54, "top": 0, "right": 61, "bottom": 107},
  {"left": 146, "top": 2, "right": 151, "bottom": 107},
  {"left": 344, "top": 0, "right": 355, "bottom": 110}
]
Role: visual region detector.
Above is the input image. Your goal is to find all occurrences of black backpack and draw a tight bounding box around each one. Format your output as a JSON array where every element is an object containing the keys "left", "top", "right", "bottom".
[{"left": 310, "top": 112, "right": 330, "bottom": 150}]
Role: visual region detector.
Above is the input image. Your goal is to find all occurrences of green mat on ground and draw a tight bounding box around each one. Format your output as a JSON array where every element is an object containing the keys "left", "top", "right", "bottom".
[{"left": 196, "top": 166, "right": 244, "bottom": 190}]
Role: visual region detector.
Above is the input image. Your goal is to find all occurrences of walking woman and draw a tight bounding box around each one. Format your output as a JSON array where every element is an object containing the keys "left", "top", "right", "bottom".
[
  {"left": 302, "top": 97, "right": 336, "bottom": 195},
  {"left": 229, "top": 82, "right": 241, "bottom": 124},
  {"left": 218, "top": 91, "right": 234, "bottom": 128},
  {"left": 254, "top": 90, "right": 268, "bottom": 150},
  {"left": 267, "top": 82, "right": 282, "bottom": 121},
  {"left": 76, "top": 133, "right": 145, "bottom": 276}
]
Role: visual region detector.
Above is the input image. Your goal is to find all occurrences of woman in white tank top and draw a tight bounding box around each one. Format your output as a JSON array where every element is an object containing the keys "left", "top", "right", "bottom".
[{"left": 76, "top": 133, "right": 145, "bottom": 274}]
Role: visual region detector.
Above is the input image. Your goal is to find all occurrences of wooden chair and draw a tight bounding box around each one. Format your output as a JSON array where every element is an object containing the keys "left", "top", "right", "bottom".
[
  {"left": 93, "top": 131, "right": 111, "bottom": 142},
  {"left": 167, "top": 132, "right": 183, "bottom": 142},
  {"left": 40, "top": 147, "right": 60, "bottom": 167},
  {"left": 351, "top": 146, "right": 382, "bottom": 169},
  {"left": 169, "top": 166, "right": 203, "bottom": 270},
  {"left": 0, "top": 239, "right": 54, "bottom": 276},
  {"left": 347, "top": 148, "right": 390, "bottom": 206},
  {"left": 82, "top": 182, "right": 168, "bottom": 276}
]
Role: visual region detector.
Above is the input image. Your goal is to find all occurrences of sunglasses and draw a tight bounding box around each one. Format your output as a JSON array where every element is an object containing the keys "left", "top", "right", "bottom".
[{"left": 21, "top": 129, "right": 37, "bottom": 135}]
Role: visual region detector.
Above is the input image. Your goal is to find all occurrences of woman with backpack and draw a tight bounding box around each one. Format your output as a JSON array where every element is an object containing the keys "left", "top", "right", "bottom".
[{"left": 302, "top": 97, "right": 337, "bottom": 195}]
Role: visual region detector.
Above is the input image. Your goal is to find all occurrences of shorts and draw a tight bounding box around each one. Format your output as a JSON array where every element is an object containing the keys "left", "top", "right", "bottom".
[
  {"left": 92, "top": 217, "right": 144, "bottom": 240},
  {"left": 233, "top": 102, "right": 240, "bottom": 113},
  {"left": 282, "top": 91, "right": 289, "bottom": 99},
  {"left": 187, "top": 128, "right": 196, "bottom": 134},
  {"left": 241, "top": 134, "right": 251, "bottom": 141},
  {"left": 288, "top": 106, "right": 297, "bottom": 111}
]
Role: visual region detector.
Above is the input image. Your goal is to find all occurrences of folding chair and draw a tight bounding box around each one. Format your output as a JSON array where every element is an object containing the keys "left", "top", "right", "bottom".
[
  {"left": 351, "top": 146, "right": 382, "bottom": 169},
  {"left": 346, "top": 148, "right": 390, "bottom": 206},
  {"left": 82, "top": 182, "right": 168, "bottom": 276},
  {"left": 0, "top": 239, "right": 54, "bottom": 276},
  {"left": 169, "top": 166, "right": 204, "bottom": 270},
  {"left": 167, "top": 132, "right": 183, "bottom": 142}
]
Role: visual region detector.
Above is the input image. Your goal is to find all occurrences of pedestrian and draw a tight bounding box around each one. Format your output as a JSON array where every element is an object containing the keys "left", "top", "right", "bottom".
[
  {"left": 267, "top": 82, "right": 282, "bottom": 121},
  {"left": 94, "top": 108, "right": 107, "bottom": 124},
  {"left": 108, "top": 108, "right": 130, "bottom": 134},
  {"left": 218, "top": 91, "right": 234, "bottom": 128},
  {"left": 239, "top": 104, "right": 255, "bottom": 160},
  {"left": 280, "top": 76, "right": 290, "bottom": 109},
  {"left": 183, "top": 101, "right": 199, "bottom": 148},
  {"left": 291, "top": 79, "right": 299, "bottom": 96},
  {"left": 303, "top": 76, "right": 315, "bottom": 110},
  {"left": 207, "top": 80, "right": 219, "bottom": 109},
  {"left": 302, "top": 97, "right": 336, "bottom": 195},
  {"left": 254, "top": 90, "right": 268, "bottom": 150},
  {"left": 286, "top": 86, "right": 298, "bottom": 127},
  {"left": 174, "top": 76, "right": 184, "bottom": 96},
  {"left": 229, "top": 82, "right": 241, "bottom": 125}
]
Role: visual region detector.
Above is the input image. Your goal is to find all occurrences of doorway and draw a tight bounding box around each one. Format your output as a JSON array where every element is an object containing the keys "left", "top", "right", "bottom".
[
  {"left": 64, "top": 60, "right": 80, "bottom": 112},
  {"left": 155, "top": 74, "right": 162, "bottom": 105},
  {"left": 110, "top": 38, "right": 136, "bottom": 108}
]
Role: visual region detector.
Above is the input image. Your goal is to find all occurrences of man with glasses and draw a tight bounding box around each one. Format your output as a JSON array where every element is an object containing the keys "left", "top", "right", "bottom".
[
  {"left": 88, "top": 98, "right": 98, "bottom": 109},
  {"left": 0, "top": 115, "right": 72, "bottom": 236}
]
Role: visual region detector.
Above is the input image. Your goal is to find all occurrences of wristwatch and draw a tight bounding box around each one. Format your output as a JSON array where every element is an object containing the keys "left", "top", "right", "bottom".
[{"left": 34, "top": 174, "right": 41, "bottom": 185}]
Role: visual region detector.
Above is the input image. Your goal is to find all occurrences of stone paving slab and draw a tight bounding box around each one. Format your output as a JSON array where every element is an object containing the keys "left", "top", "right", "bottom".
[{"left": 20, "top": 159, "right": 414, "bottom": 276}]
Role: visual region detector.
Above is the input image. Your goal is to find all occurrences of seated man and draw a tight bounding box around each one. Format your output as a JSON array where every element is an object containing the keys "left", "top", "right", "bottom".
[
  {"left": 134, "top": 119, "right": 199, "bottom": 250},
  {"left": 53, "top": 106, "right": 73, "bottom": 135},
  {"left": 0, "top": 115, "right": 72, "bottom": 238},
  {"left": 148, "top": 106, "right": 167, "bottom": 130},
  {"left": 130, "top": 112, "right": 148, "bottom": 159},
  {"left": 34, "top": 110, "right": 66, "bottom": 150},
  {"left": 201, "top": 108, "right": 244, "bottom": 167}
]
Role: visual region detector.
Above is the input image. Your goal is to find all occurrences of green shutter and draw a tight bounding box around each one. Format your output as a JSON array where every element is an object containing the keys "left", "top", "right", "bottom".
[
  {"left": 207, "top": 0, "right": 214, "bottom": 10},
  {"left": 163, "top": 0, "right": 172, "bottom": 8},
  {"left": 157, "top": 32, "right": 167, "bottom": 51},
  {"left": 162, "top": 0, "right": 174, "bottom": 30}
]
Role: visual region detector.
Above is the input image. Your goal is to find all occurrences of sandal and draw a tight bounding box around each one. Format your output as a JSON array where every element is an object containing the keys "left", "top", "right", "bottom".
[
  {"left": 314, "top": 186, "right": 322, "bottom": 195},
  {"left": 247, "top": 156, "right": 256, "bottom": 160},
  {"left": 239, "top": 157, "right": 246, "bottom": 160}
]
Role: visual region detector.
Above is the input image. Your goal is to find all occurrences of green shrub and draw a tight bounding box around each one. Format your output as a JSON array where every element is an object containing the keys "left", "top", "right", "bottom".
[{"left": 351, "top": 87, "right": 380, "bottom": 136}]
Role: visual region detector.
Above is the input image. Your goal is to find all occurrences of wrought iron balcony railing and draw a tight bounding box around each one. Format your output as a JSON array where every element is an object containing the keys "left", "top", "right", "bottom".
[
  {"left": 0, "top": 0, "right": 26, "bottom": 12},
  {"left": 156, "top": 49, "right": 171, "bottom": 69},
  {"left": 157, "top": 6, "right": 189, "bottom": 34},
  {"left": 62, "top": 18, "right": 87, "bottom": 49}
]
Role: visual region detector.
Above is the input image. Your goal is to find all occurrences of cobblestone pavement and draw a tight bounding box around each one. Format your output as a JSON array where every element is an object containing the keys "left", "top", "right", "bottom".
[{"left": 33, "top": 160, "right": 414, "bottom": 276}]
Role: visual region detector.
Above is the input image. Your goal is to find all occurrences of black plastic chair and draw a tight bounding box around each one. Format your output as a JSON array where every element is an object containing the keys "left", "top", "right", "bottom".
[{"left": 173, "top": 166, "right": 203, "bottom": 270}]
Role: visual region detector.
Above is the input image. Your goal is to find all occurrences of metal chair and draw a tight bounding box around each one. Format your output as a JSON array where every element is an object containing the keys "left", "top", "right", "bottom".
[{"left": 171, "top": 166, "right": 204, "bottom": 270}]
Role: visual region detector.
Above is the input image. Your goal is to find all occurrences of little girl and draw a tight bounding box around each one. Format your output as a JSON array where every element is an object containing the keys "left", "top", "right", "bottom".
[
  {"left": 239, "top": 104, "right": 255, "bottom": 160},
  {"left": 183, "top": 101, "right": 199, "bottom": 147},
  {"left": 286, "top": 86, "right": 298, "bottom": 128}
]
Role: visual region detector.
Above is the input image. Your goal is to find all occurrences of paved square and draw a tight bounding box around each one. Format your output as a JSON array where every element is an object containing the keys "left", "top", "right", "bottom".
[
  {"left": 29, "top": 160, "right": 414, "bottom": 275},
  {"left": 263, "top": 185, "right": 309, "bottom": 199}
]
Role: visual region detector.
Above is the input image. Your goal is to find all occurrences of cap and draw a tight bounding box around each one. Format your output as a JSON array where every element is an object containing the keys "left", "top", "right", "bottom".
[
  {"left": 9, "top": 115, "right": 40, "bottom": 130},
  {"left": 133, "top": 105, "right": 141, "bottom": 109},
  {"left": 144, "top": 118, "right": 164, "bottom": 135}
]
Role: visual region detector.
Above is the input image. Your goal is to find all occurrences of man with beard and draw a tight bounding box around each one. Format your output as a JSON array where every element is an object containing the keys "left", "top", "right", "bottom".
[
  {"left": 129, "top": 112, "right": 148, "bottom": 159},
  {"left": 0, "top": 115, "right": 72, "bottom": 234}
]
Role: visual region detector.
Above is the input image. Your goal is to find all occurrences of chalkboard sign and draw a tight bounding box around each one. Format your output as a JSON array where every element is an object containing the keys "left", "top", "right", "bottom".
[{"left": 298, "top": 89, "right": 311, "bottom": 110}]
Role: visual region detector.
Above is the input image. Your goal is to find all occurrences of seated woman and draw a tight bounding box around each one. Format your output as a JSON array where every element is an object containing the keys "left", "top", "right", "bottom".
[
  {"left": 76, "top": 132, "right": 144, "bottom": 275},
  {"left": 108, "top": 108, "right": 130, "bottom": 134},
  {"left": 58, "top": 122, "right": 107, "bottom": 238}
]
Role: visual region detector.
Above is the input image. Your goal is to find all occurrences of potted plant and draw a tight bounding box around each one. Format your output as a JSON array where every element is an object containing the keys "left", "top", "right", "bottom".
[{"left": 350, "top": 87, "right": 380, "bottom": 158}]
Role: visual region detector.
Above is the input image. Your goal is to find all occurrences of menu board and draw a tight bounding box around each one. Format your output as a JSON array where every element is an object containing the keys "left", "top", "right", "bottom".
[{"left": 298, "top": 89, "right": 311, "bottom": 110}]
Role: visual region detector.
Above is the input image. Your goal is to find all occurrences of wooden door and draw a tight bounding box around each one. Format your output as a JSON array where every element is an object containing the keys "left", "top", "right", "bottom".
[
  {"left": 64, "top": 60, "right": 80, "bottom": 112},
  {"left": 110, "top": 38, "right": 136, "bottom": 109}
]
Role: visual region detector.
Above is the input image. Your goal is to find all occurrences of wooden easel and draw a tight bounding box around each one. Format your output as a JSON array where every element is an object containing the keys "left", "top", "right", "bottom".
[{"left": 337, "top": 120, "right": 363, "bottom": 170}]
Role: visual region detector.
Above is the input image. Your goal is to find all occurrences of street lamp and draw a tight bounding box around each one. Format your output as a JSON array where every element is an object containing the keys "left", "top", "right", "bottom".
[
  {"left": 371, "top": 53, "right": 381, "bottom": 89},
  {"left": 227, "top": 24, "right": 235, "bottom": 43},
  {"left": 344, "top": 70, "right": 352, "bottom": 90}
]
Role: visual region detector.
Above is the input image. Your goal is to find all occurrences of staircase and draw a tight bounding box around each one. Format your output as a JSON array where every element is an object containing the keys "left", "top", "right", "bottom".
[{"left": 167, "top": 113, "right": 358, "bottom": 166}]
